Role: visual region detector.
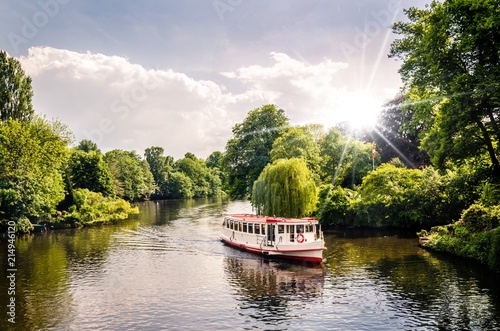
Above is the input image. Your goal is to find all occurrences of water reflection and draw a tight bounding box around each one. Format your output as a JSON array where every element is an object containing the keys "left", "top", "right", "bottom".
[
  {"left": 224, "top": 256, "right": 325, "bottom": 327},
  {"left": 1, "top": 200, "right": 500, "bottom": 330}
]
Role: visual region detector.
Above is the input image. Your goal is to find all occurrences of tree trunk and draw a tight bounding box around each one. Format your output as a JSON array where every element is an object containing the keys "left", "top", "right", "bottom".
[{"left": 477, "top": 119, "right": 500, "bottom": 177}]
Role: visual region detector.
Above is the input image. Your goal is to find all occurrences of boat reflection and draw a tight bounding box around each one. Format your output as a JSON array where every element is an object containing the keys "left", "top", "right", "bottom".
[{"left": 223, "top": 256, "right": 325, "bottom": 326}]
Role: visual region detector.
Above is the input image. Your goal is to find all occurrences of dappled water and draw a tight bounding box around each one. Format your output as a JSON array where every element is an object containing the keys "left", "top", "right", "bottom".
[{"left": 1, "top": 198, "right": 499, "bottom": 330}]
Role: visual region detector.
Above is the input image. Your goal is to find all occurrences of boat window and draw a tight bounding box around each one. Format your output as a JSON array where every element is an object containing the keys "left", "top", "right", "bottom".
[
  {"left": 306, "top": 224, "right": 314, "bottom": 233},
  {"left": 238, "top": 222, "right": 242, "bottom": 232},
  {"left": 230, "top": 220, "right": 233, "bottom": 230},
  {"left": 260, "top": 224, "right": 265, "bottom": 235},
  {"left": 248, "top": 223, "right": 254, "bottom": 234},
  {"left": 296, "top": 224, "right": 304, "bottom": 233},
  {"left": 255, "top": 224, "right": 260, "bottom": 235},
  {"left": 278, "top": 224, "right": 284, "bottom": 234},
  {"left": 242, "top": 222, "right": 247, "bottom": 232}
]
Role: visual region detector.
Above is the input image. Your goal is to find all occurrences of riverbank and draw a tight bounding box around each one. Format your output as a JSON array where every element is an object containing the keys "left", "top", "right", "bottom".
[{"left": 418, "top": 222, "right": 500, "bottom": 273}]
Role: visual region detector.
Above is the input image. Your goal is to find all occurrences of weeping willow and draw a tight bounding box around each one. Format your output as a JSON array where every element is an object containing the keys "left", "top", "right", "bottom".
[{"left": 251, "top": 158, "right": 317, "bottom": 218}]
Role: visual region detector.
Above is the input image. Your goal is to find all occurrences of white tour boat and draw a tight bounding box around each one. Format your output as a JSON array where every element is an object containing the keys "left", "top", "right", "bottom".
[{"left": 220, "top": 214, "right": 326, "bottom": 263}]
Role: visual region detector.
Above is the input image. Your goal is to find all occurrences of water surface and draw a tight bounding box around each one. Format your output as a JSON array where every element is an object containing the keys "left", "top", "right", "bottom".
[{"left": 1, "top": 199, "right": 499, "bottom": 330}]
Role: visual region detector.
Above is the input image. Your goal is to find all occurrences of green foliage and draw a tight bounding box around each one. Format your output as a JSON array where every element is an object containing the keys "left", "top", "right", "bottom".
[
  {"left": 390, "top": 0, "right": 500, "bottom": 174},
  {"left": 461, "top": 204, "right": 500, "bottom": 233},
  {"left": 223, "top": 104, "right": 289, "bottom": 199},
  {"left": 270, "top": 126, "right": 321, "bottom": 173},
  {"left": 0, "top": 117, "right": 69, "bottom": 220},
  {"left": 0, "top": 50, "right": 34, "bottom": 122},
  {"left": 66, "top": 188, "right": 138, "bottom": 225},
  {"left": 315, "top": 184, "right": 351, "bottom": 226},
  {"left": 319, "top": 127, "right": 375, "bottom": 188},
  {"left": 251, "top": 158, "right": 317, "bottom": 218},
  {"left": 163, "top": 172, "right": 194, "bottom": 199},
  {"left": 144, "top": 146, "right": 174, "bottom": 198},
  {"left": 353, "top": 164, "right": 446, "bottom": 228},
  {"left": 374, "top": 94, "right": 429, "bottom": 167},
  {"left": 67, "top": 149, "right": 115, "bottom": 197},
  {"left": 105, "top": 150, "right": 155, "bottom": 201},
  {"left": 76, "top": 139, "right": 101, "bottom": 153}
]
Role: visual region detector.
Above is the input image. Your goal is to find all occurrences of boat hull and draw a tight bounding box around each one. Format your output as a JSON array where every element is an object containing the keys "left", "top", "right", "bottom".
[{"left": 220, "top": 234, "right": 325, "bottom": 263}]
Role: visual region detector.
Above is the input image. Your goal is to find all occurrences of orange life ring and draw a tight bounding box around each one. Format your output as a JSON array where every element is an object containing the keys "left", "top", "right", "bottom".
[{"left": 296, "top": 233, "right": 304, "bottom": 243}]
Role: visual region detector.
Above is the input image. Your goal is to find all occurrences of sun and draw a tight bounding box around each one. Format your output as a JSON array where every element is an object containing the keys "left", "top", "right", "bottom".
[{"left": 338, "top": 90, "right": 382, "bottom": 130}]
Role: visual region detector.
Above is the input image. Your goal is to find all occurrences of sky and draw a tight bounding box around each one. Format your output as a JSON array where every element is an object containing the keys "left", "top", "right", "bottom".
[{"left": 1, "top": 0, "right": 429, "bottom": 159}]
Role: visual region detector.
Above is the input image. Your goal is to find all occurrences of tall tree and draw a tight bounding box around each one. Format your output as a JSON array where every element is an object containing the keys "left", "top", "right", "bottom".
[
  {"left": 252, "top": 158, "right": 317, "bottom": 218},
  {"left": 389, "top": 1, "right": 500, "bottom": 174},
  {"left": 144, "top": 146, "right": 172, "bottom": 197},
  {"left": 223, "top": 104, "right": 289, "bottom": 199},
  {"left": 0, "top": 50, "right": 34, "bottom": 122}
]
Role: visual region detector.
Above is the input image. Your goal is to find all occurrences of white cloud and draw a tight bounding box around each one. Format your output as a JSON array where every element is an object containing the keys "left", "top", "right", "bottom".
[{"left": 18, "top": 47, "right": 386, "bottom": 159}]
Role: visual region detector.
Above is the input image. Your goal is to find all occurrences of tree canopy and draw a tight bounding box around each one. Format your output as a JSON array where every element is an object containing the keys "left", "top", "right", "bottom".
[
  {"left": 223, "top": 104, "right": 289, "bottom": 199},
  {"left": 389, "top": 0, "right": 500, "bottom": 174},
  {"left": 0, "top": 50, "right": 34, "bottom": 122},
  {"left": 252, "top": 158, "right": 317, "bottom": 218},
  {"left": 0, "top": 118, "right": 69, "bottom": 221}
]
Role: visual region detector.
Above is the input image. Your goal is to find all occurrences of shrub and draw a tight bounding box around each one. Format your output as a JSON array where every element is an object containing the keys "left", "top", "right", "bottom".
[{"left": 461, "top": 204, "right": 496, "bottom": 232}]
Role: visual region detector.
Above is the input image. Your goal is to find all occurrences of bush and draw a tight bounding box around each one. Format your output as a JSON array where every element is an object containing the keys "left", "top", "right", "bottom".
[
  {"left": 65, "top": 188, "right": 138, "bottom": 225},
  {"left": 315, "top": 184, "right": 351, "bottom": 226},
  {"left": 461, "top": 204, "right": 498, "bottom": 232}
]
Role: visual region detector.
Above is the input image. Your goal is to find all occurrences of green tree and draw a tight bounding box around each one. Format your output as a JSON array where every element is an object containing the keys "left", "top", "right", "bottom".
[
  {"left": 206, "top": 151, "right": 223, "bottom": 169},
  {"left": 270, "top": 126, "right": 321, "bottom": 174},
  {"left": 67, "top": 149, "right": 115, "bottom": 197},
  {"left": 0, "top": 50, "right": 34, "bottom": 122},
  {"left": 0, "top": 117, "right": 69, "bottom": 224},
  {"left": 375, "top": 94, "right": 429, "bottom": 167},
  {"left": 315, "top": 184, "right": 351, "bottom": 226},
  {"left": 389, "top": 0, "right": 500, "bottom": 174},
  {"left": 105, "top": 150, "right": 155, "bottom": 201},
  {"left": 223, "top": 104, "right": 289, "bottom": 199},
  {"left": 174, "top": 152, "right": 223, "bottom": 198},
  {"left": 76, "top": 139, "right": 101, "bottom": 153},
  {"left": 163, "top": 172, "right": 194, "bottom": 199},
  {"left": 319, "top": 127, "right": 376, "bottom": 188},
  {"left": 144, "top": 146, "right": 173, "bottom": 197},
  {"left": 252, "top": 158, "right": 317, "bottom": 218}
]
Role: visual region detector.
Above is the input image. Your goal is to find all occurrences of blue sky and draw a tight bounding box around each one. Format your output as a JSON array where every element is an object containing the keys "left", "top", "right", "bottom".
[{"left": 1, "top": 0, "right": 429, "bottom": 158}]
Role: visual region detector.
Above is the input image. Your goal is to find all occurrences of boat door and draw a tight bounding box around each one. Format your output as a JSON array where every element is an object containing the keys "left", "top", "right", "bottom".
[{"left": 266, "top": 224, "right": 275, "bottom": 246}]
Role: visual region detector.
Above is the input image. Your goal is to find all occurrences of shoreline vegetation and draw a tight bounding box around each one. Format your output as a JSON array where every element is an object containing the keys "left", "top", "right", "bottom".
[{"left": 2, "top": 1, "right": 500, "bottom": 273}]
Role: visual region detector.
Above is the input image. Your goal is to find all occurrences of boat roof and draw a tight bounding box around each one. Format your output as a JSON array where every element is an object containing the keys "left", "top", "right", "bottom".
[{"left": 224, "top": 213, "right": 319, "bottom": 224}]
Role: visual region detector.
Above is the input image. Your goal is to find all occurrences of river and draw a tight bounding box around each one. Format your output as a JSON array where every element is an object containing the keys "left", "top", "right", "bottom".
[{"left": 1, "top": 198, "right": 500, "bottom": 330}]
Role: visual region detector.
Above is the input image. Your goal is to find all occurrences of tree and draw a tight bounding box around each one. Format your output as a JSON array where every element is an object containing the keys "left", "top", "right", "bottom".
[
  {"left": 0, "top": 117, "right": 69, "bottom": 223},
  {"left": 223, "top": 104, "right": 289, "bottom": 199},
  {"left": 105, "top": 150, "right": 155, "bottom": 201},
  {"left": 0, "top": 50, "right": 34, "bottom": 122},
  {"left": 374, "top": 94, "right": 429, "bottom": 167},
  {"left": 67, "top": 149, "right": 115, "bottom": 197},
  {"left": 174, "top": 152, "right": 223, "bottom": 198},
  {"left": 270, "top": 126, "right": 321, "bottom": 174},
  {"left": 144, "top": 146, "right": 173, "bottom": 197},
  {"left": 251, "top": 158, "right": 317, "bottom": 218},
  {"left": 76, "top": 139, "right": 101, "bottom": 153},
  {"left": 389, "top": 1, "right": 500, "bottom": 174},
  {"left": 206, "top": 151, "right": 223, "bottom": 169},
  {"left": 319, "top": 127, "right": 376, "bottom": 188}
]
